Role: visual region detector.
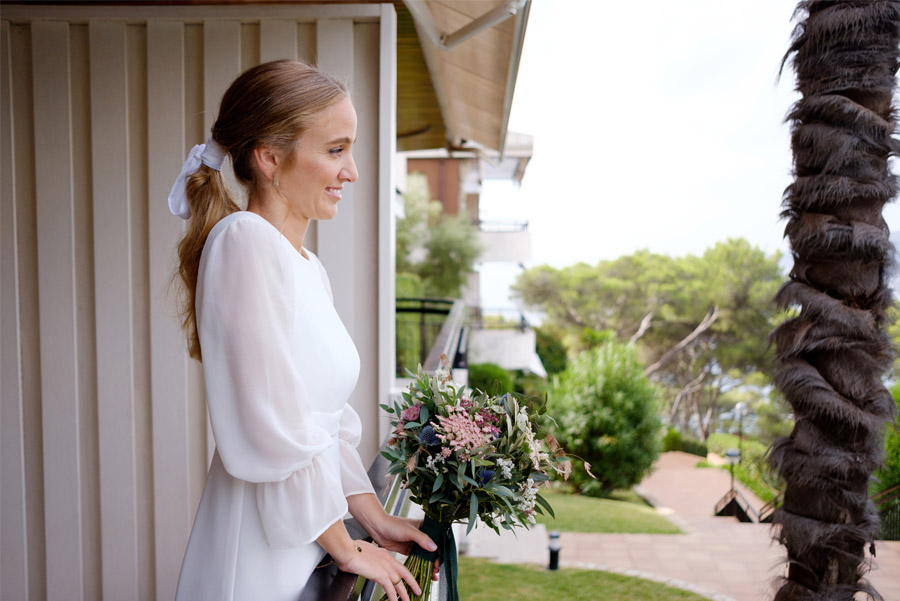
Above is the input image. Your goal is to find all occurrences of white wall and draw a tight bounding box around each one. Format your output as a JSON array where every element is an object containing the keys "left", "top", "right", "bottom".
[{"left": 0, "top": 4, "right": 396, "bottom": 600}]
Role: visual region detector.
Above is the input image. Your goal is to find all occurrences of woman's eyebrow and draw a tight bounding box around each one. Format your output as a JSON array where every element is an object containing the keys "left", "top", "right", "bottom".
[{"left": 326, "top": 136, "right": 356, "bottom": 145}]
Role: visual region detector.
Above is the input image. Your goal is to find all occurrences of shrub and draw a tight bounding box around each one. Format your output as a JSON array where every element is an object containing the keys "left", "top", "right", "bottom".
[
  {"left": 535, "top": 326, "right": 568, "bottom": 375},
  {"left": 468, "top": 363, "right": 514, "bottom": 396},
  {"left": 549, "top": 341, "right": 662, "bottom": 497},
  {"left": 681, "top": 437, "right": 708, "bottom": 458},
  {"left": 662, "top": 428, "right": 682, "bottom": 452},
  {"left": 872, "top": 383, "right": 900, "bottom": 497}
]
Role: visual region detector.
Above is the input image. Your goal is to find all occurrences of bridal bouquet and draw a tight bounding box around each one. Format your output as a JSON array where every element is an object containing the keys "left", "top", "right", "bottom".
[{"left": 380, "top": 366, "right": 569, "bottom": 601}]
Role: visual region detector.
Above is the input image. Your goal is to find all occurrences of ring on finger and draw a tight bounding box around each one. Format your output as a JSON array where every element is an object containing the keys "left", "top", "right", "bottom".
[{"left": 392, "top": 576, "right": 402, "bottom": 586}]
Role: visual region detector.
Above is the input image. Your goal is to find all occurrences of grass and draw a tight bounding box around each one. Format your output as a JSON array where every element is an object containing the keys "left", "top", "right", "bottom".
[
  {"left": 457, "top": 557, "right": 710, "bottom": 601},
  {"left": 535, "top": 488, "right": 681, "bottom": 534}
]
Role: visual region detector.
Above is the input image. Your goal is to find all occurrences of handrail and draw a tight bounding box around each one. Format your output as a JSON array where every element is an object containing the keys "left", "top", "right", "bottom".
[
  {"left": 298, "top": 446, "right": 409, "bottom": 601},
  {"left": 423, "top": 299, "right": 466, "bottom": 372},
  {"left": 873, "top": 483, "right": 900, "bottom": 507}
]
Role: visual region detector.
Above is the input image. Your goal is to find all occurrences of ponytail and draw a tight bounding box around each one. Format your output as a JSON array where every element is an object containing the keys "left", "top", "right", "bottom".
[{"left": 177, "top": 165, "right": 239, "bottom": 360}]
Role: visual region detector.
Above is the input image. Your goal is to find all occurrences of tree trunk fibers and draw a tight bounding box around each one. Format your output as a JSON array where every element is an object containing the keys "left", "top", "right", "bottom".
[{"left": 769, "top": 2, "right": 900, "bottom": 600}]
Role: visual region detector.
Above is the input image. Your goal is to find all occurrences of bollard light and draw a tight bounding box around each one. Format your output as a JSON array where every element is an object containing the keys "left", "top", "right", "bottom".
[{"left": 548, "top": 530, "right": 561, "bottom": 570}]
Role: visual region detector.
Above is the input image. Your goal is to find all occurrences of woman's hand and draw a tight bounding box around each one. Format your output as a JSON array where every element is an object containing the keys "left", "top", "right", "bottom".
[
  {"left": 347, "top": 494, "right": 441, "bottom": 581},
  {"left": 336, "top": 540, "right": 421, "bottom": 601},
  {"left": 317, "top": 521, "right": 421, "bottom": 601}
]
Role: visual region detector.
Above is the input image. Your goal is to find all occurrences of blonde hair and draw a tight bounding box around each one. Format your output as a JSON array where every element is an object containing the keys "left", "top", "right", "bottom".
[{"left": 177, "top": 60, "right": 348, "bottom": 359}]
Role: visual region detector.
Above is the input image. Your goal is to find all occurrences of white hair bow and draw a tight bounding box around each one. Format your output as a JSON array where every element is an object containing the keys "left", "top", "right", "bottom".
[{"left": 167, "top": 137, "right": 226, "bottom": 219}]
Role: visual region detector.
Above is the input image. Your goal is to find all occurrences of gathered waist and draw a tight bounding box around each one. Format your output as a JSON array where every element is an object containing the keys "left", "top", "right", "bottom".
[{"left": 311, "top": 408, "right": 343, "bottom": 438}]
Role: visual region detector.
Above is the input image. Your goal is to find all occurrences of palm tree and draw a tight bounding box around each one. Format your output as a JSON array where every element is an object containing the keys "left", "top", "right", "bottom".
[{"left": 769, "top": 1, "right": 900, "bottom": 599}]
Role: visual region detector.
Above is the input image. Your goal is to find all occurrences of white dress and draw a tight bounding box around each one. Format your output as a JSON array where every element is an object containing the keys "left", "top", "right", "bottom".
[{"left": 175, "top": 211, "right": 376, "bottom": 601}]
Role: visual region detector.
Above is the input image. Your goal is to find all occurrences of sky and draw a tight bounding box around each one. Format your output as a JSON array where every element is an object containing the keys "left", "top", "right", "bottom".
[{"left": 476, "top": 0, "right": 900, "bottom": 311}]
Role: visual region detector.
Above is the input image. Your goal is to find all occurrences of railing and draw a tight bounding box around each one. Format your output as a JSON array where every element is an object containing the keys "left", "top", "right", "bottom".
[
  {"left": 396, "top": 298, "right": 456, "bottom": 376},
  {"left": 475, "top": 218, "right": 529, "bottom": 232},
  {"left": 299, "top": 447, "right": 412, "bottom": 601},
  {"left": 875, "top": 484, "right": 900, "bottom": 541},
  {"left": 759, "top": 493, "right": 782, "bottom": 524},
  {"left": 714, "top": 487, "right": 762, "bottom": 523}
]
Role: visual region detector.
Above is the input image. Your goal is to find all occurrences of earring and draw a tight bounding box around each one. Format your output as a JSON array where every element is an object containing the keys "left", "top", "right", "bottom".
[{"left": 272, "top": 173, "right": 279, "bottom": 188}]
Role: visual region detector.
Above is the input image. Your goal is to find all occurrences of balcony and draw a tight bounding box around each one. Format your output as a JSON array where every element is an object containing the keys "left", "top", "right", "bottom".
[{"left": 476, "top": 219, "right": 531, "bottom": 264}]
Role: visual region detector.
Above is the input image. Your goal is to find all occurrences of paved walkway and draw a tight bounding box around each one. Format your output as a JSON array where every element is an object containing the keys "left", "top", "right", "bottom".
[{"left": 461, "top": 452, "right": 900, "bottom": 601}]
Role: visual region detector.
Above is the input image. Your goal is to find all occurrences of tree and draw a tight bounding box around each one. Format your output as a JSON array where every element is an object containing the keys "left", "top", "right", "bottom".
[
  {"left": 768, "top": 3, "right": 899, "bottom": 599},
  {"left": 548, "top": 341, "right": 661, "bottom": 497},
  {"left": 396, "top": 173, "right": 482, "bottom": 298},
  {"left": 513, "top": 239, "right": 784, "bottom": 438}
]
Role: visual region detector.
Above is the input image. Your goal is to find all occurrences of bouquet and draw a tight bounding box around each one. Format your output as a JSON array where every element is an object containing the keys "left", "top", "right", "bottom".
[{"left": 379, "top": 367, "right": 569, "bottom": 601}]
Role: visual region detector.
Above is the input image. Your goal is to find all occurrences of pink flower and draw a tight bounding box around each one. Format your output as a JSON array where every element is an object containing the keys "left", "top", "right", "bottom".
[
  {"left": 401, "top": 404, "right": 422, "bottom": 422},
  {"left": 435, "top": 405, "right": 492, "bottom": 459}
]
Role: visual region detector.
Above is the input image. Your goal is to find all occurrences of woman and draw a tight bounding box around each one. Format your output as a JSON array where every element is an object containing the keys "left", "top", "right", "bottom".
[{"left": 168, "top": 60, "right": 435, "bottom": 601}]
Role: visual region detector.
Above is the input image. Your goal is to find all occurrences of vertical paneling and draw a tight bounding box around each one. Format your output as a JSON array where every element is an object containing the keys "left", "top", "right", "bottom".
[
  {"left": 88, "top": 20, "right": 139, "bottom": 600},
  {"left": 260, "top": 19, "right": 298, "bottom": 62},
  {"left": 377, "top": 4, "right": 398, "bottom": 451},
  {"left": 10, "top": 22, "right": 46, "bottom": 601},
  {"left": 240, "top": 23, "right": 260, "bottom": 72},
  {"left": 2, "top": 6, "right": 394, "bottom": 600},
  {"left": 316, "top": 19, "right": 356, "bottom": 335},
  {"left": 31, "top": 20, "right": 84, "bottom": 601},
  {"left": 298, "top": 22, "right": 318, "bottom": 254},
  {"left": 125, "top": 23, "right": 154, "bottom": 601},
  {"left": 69, "top": 24, "right": 101, "bottom": 601},
  {"left": 147, "top": 21, "right": 190, "bottom": 601},
  {"left": 202, "top": 19, "right": 241, "bottom": 464},
  {"left": 351, "top": 21, "right": 381, "bottom": 463},
  {"left": 0, "top": 19, "right": 29, "bottom": 601}
]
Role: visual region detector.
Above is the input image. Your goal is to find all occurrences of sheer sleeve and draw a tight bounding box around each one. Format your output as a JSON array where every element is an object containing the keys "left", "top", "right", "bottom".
[
  {"left": 337, "top": 404, "right": 377, "bottom": 497},
  {"left": 197, "top": 216, "right": 348, "bottom": 548}
]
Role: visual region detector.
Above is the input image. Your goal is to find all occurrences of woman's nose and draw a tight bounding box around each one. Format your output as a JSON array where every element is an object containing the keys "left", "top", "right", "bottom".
[{"left": 340, "top": 154, "right": 358, "bottom": 183}]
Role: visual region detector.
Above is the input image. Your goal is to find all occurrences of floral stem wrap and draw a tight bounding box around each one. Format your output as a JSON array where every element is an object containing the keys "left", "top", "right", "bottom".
[{"left": 410, "top": 516, "right": 457, "bottom": 601}]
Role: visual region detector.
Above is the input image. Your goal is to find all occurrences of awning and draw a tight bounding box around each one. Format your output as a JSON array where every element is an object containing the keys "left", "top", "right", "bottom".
[{"left": 398, "top": 0, "right": 530, "bottom": 153}]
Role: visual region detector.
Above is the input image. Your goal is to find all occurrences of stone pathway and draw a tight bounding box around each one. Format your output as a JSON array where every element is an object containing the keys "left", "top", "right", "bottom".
[{"left": 461, "top": 452, "right": 900, "bottom": 601}]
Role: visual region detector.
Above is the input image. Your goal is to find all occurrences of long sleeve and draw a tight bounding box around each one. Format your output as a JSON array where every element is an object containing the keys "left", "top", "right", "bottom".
[
  {"left": 337, "top": 404, "right": 377, "bottom": 497},
  {"left": 197, "top": 216, "right": 348, "bottom": 548}
]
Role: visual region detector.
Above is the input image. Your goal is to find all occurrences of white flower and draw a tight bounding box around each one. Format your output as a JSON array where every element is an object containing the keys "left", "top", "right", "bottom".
[
  {"left": 425, "top": 454, "right": 445, "bottom": 474},
  {"left": 497, "top": 457, "right": 514, "bottom": 480}
]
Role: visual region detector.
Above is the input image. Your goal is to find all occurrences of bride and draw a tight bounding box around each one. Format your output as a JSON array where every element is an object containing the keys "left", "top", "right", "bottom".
[{"left": 168, "top": 59, "right": 436, "bottom": 601}]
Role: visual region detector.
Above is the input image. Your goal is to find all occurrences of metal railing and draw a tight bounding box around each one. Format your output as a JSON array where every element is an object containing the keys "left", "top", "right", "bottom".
[
  {"left": 875, "top": 484, "right": 900, "bottom": 541},
  {"left": 298, "top": 447, "right": 413, "bottom": 601},
  {"left": 396, "top": 297, "right": 456, "bottom": 376},
  {"left": 714, "top": 487, "right": 762, "bottom": 523}
]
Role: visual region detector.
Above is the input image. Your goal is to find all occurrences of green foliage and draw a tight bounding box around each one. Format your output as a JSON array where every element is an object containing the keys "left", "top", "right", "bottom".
[
  {"left": 396, "top": 173, "right": 482, "bottom": 298},
  {"left": 661, "top": 428, "right": 707, "bottom": 457},
  {"left": 662, "top": 428, "right": 682, "bottom": 452},
  {"left": 681, "top": 437, "right": 708, "bottom": 458},
  {"left": 458, "top": 558, "right": 710, "bottom": 601},
  {"left": 512, "top": 369, "right": 548, "bottom": 401},
  {"left": 751, "top": 393, "right": 795, "bottom": 446},
  {"left": 468, "top": 363, "right": 515, "bottom": 396},
  {"left": 872, "top": 383, "right": 900, "bottom": 496},
  {"left": 549, "top": 341, "right": 662, "bottom": 497},
  {"left": 534, "top": 326, "right": 568, "bottom": 375},
  {"left": 707, "top": 433, "right": 782, "bottom": 501},
  {"left": 534, "top": 488, "right": 680, "bottom": 534},
  {"left": 512, "top": 240, "right": 785, "bottom": 436}
]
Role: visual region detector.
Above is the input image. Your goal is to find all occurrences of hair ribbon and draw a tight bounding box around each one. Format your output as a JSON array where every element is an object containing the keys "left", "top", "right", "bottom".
[{"left": 167, "top": 137, "right": 226, "bottom": 219}]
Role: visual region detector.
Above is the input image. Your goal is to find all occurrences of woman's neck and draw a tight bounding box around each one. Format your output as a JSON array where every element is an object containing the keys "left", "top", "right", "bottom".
[{"left": 247, "top": 195, "right": 310, "bottom": 258}]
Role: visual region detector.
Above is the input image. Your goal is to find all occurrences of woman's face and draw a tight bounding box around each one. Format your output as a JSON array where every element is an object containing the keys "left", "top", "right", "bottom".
[{"left": 278, "top": 95, "right": 358, "bottom": 221}]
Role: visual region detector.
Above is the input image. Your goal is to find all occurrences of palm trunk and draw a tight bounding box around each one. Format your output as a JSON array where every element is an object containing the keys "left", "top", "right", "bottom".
[{"left": 769, "top": 2, "right": 900, "bottom": 600}]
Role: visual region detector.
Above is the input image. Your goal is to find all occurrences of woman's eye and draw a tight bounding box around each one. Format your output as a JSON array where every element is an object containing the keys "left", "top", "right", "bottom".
[{"left": 330, "top": 147, "right": 344, "bottom": 155}]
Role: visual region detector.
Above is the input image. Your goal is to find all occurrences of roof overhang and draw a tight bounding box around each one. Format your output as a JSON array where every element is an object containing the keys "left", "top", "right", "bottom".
[{"left": 398, "top": 0, "right": 530, "bottom": 153}]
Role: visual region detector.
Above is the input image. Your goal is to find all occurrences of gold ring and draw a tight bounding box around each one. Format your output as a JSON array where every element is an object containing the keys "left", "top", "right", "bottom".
[{"left": 392, "top": 576, "right": 402, "bottom": 586}]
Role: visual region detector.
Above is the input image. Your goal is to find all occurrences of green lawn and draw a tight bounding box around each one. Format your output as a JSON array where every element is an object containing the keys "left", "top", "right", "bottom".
[
  {"left": 535, "top": 488, "right": 681, "bottom": 534},
  {"left": 458, "top": 557, "right": 709, "bottom": 601}
]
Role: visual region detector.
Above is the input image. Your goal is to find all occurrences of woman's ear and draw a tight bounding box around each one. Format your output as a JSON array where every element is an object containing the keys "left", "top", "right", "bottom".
[{"left": 252, "top": 146, "right": 281, "bottom": 183}]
